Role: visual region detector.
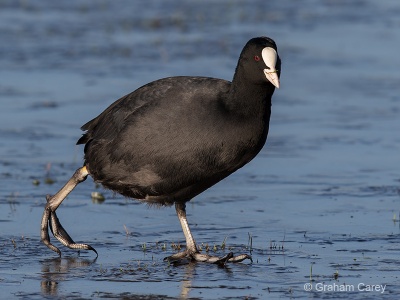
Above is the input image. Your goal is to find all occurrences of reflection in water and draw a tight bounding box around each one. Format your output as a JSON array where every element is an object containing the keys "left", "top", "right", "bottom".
[
  {"left": 177, "top": 260, "right": 236, "bottom": 299},
  {"left": 6, "top": 192, "right": 19, "bottom": 215},
  {"left": 179, "top": 262, "right": 195, "bottom": 299},
  {"left": 40, "top": 256, "right": 96, "bottom": 297}
]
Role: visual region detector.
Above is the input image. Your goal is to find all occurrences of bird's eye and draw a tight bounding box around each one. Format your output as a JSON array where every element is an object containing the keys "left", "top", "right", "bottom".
[{"left": 254, "top": 56, "right": 260, "bottom": 61}]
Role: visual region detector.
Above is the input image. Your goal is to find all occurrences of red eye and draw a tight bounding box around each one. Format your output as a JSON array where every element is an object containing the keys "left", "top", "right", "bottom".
[{"left": 254, "top": 56, "right": 260, "bottom": 61}]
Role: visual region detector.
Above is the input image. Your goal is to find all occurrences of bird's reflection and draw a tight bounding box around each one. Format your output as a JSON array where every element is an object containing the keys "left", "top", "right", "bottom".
[
  {"left": 179, "top": 262, "right": 195, "bottom": 299},
  {"left": 40, "top": 254, "right": 241, "bottom": 299},
  {"left": 175, "top": 259, "right": 235, "bottom": 299},
  {"left": 40, "top": 256, "right": 96, "bottom": 297}
]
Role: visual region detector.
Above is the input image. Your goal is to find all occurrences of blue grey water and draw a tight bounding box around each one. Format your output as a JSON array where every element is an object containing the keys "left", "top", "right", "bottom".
[{"left": 1, "top": 1, "right": 399, "bottom": 299}]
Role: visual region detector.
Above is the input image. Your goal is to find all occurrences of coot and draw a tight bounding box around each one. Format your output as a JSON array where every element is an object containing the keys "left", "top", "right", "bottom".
[{"left": 41, "top": 36, "right": 281, "bottom": 265}]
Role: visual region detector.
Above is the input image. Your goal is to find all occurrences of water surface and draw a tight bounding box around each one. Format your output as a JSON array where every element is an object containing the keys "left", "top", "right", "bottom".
[{"left": 1, "top": 1, "right": 399, "bottom": 299}]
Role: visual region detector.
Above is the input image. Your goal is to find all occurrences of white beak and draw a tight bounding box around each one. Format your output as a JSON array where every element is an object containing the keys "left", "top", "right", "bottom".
[{"left": 262, "top": 47, "right": 280, "bottom": 88}]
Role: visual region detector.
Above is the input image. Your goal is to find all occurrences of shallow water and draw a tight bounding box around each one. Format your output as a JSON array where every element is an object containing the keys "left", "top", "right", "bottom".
[{"left": 1, "top": 0, "right": 399, "bottom": 299}]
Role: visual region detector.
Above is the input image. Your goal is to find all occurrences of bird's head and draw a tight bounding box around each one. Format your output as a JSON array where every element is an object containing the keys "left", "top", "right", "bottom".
[{"left": 240, "top": 37, "right": 281, "bottom": 89}]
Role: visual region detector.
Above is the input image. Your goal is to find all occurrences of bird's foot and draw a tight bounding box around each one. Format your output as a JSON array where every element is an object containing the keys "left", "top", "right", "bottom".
[
  {"left": 49, "top": 209, "right": 98, "bottom": 256},
  {"left": 41, "top": 195, "right": 98, "bottom": 257},
  {"left": 164, "top": 250, "right": 252, "bottom": 266},
  {"left": 40, "top": 167, "right": 95, "bottom": 257}
]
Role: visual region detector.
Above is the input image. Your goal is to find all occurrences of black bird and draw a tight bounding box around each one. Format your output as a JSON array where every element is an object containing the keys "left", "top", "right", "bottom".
[{"left": 41, "top": 36, "right": 281, "bottom": 264}]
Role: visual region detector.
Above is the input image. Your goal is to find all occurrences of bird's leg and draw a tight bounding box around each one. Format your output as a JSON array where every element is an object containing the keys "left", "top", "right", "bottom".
[
  {"left": 176, "top": 202, "right": 197, "bottom": 253},
  {"left": 164, "top": 202, "right": 252, "bottom": 265},
  {"left": 40, "top": 166, "right": 97, "bottom": 256}
]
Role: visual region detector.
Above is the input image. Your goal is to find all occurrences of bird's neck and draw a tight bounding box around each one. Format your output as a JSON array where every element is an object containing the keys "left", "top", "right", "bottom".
[{"left": 226, "top": 68, "right": 274, "bottom": 118}]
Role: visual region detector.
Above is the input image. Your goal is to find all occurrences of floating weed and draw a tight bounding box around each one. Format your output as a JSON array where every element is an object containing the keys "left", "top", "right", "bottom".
[
  {"left": 98, "top": 264, "right": 107, "bottom": 275},
  {"left": 171, "top": 242, "right": 181, "bottom": 251},
  {"left": 123, "top": 224, "right": 130, "bottom": 236},
  {"left": 155, "top": 241, "right": 167, "bottom": 251},
  {"left": 142, "top": 242, "right": 147, "bottom": 252},
  {"left": 269, "top": 233, "right": 286, "bottom": 254},
  {"left": 221, "top": 236, "right": 227, "bottom": 250},
  {"left": 136, "top": 260, "right": 150, "bottom": 271},
  {"left": 248, "top": 232, "right": 253, "bottom": 254},
  {"left": 44, "top": 177, "right": 55, "bottom": 184},
  {"left": 393, "top": 213, "right": 400, "bottom": 223},
  {"left": 118, "top": 261, "right": 149, "bottom": 274},
  {"left": 44, "top": 162, "right": 56, "bottom": 184},
  {"left": 91, "top": 191, "right": 105, "bottom": 203},
  {"left": 269, "top": 240, "right": 284, "bottom": 251},
  {"left": 334, "top": 269, "right": 339, "bottom": 280},
  {"left": 7, "top": 192, "right": 18, "bottom": 213}
]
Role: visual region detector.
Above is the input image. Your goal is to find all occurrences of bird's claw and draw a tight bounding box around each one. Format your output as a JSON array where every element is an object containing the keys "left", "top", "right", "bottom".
[{"left": 49, "top": 210, "right": 98, "bottom": 256}]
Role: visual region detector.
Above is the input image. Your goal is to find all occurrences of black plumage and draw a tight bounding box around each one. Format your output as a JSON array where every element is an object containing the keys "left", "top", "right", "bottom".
[{"left": 41, "top": 36, "right": 281, "bottom": 264}]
